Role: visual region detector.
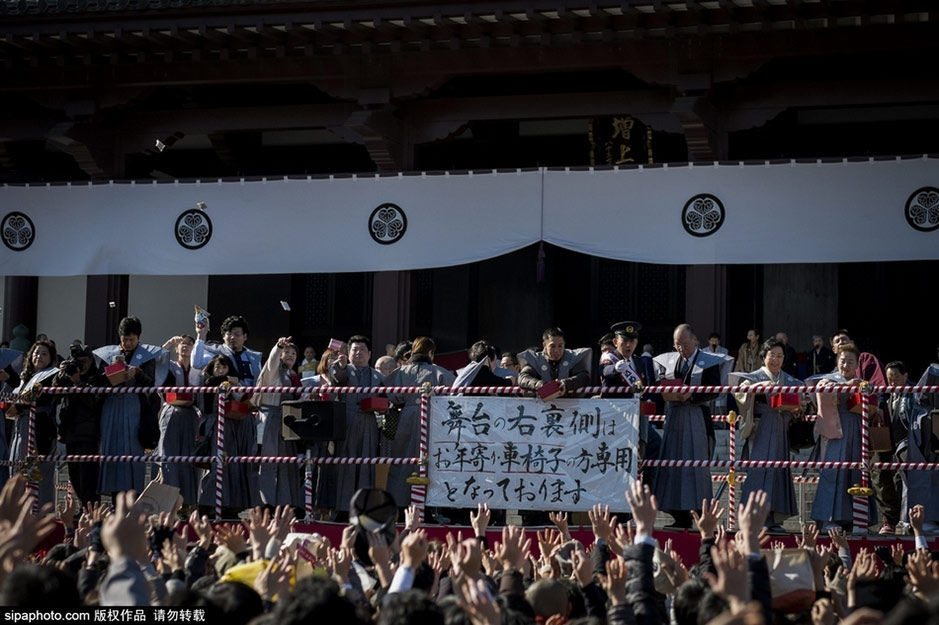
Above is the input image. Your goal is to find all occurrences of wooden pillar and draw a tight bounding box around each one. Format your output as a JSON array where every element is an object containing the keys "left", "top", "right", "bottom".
[
  {"left": 2, "top": 277, "right": 38, "bottom": 345},
  {"left": 684, "top": 264, "right": 727, "bottom": 342},
  {"left": 84, "top": 275, "right": 128, "bottom": 347},
  {"left": 371, "top": 271, "right": 411, "bottom": 357}
]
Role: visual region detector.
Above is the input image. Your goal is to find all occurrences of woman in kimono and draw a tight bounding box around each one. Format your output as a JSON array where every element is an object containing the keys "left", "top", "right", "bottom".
[
  {"left": 256, "top": 337, "right": 303, "bottom": 512},
  {"left": 93, "top": 316, "right": 168, "bottom": 497},
  {"left": 7, "top": 339, "right": 59, "bottom": 505},
  {"left": 298, "top": 347, "right": 341, "bottom": 517},
  {"left": 0, "top": 347, "right": 23, "bottom": 487},
  {"left": 810, "top": 343, "right": 865, "bottom": 530},
  {"left": 384, "top": 336, "right": 455, "bottom": 508},
  {"left": 731, "top": 338, "right": 803, "bottom": 531},
  {"left": 197, "top": 354, "right": 260, "bottom": 517},
  {"left": 192, "top": 315, "right": 262, "bottom": 516},
  {"left": 156, "top": 335, "right": 199, "bottom": 504}
]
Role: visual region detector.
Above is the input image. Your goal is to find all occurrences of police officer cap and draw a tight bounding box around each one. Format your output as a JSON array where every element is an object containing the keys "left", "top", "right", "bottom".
[{"left": 611, "top": 321, "right": 641, "bottom": 338}]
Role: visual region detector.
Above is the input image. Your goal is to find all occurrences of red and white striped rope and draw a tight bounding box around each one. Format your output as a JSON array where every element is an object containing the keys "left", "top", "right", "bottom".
[
  {"left": 25, "top": 383, "right": 939, "bottom": 398},
  {"left": 711, "top": 474, "right": 822, "bottom": 484},
  {"left": 0, "top": 454, "right": 422, "bottom": 466},
  {"left": 2, "top": 454, "right": 930, "bottom": 470},
  {"left": 642, "top": 459, "right": 867, "bottom": 469}
]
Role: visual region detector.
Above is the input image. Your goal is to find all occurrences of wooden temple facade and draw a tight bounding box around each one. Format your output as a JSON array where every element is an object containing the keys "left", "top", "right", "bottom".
[{"left": 2, "top": 0, "right": 938, "bottom": 368}]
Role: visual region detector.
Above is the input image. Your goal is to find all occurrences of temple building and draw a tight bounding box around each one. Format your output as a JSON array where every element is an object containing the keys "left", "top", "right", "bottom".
[{"left": 1, "top": 0, "right": 938, "bottom": 370}]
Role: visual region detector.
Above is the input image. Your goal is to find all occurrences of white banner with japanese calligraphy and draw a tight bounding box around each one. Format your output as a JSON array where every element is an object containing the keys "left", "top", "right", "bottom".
[{"left": 426, "top": 397, "right": 640, "bottom": 511}]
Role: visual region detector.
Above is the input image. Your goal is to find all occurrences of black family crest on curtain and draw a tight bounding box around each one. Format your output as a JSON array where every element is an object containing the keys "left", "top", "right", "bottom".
[
  {"left": 174, "top": 209, "right": 213, "bottom": 249},
  {"left": 1, "top": 211, "right": 35, "bottom": 251},
  {"left": 681, "top": 194, "right": 725, "bottom": 237},
  {"left": 905, "top": 187, "right": 939, "bottom": 232},
  {"left": 369, "top": 203, "right": 407, "bottom": 245}
]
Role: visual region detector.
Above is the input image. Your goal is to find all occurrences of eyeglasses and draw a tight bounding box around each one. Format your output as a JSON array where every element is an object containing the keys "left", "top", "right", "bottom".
[{"left": 765, "top": 353, "right": 784, "bottom": 359}]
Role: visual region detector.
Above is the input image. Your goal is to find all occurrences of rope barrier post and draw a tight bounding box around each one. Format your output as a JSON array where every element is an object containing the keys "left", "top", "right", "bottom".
[
  {"left": 727, "top": 410, "right": 737, "bottom": 532},
  {"left": 215, "top": 391, "right": 227, "bottom": 520},
  {"left": 850, "top": 390, "right": 873, "bottom": 534},
  {"left": 304, "top": 448, "right": 313, "bottom": 521},
  {"left": 27, "top": 405, "right": 39, "bottom": 513},
  {"left": 407, "top": 386, "right": 431, "bottom": 522}
]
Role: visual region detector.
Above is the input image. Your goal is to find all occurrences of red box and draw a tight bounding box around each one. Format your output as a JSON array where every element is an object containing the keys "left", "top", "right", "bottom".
[
  {"left": 360, "top": 397, "right": 389, "bottom": 412},
  {"left": 166, "top": 392, "right": 194, "bottom": 407},
  {"left": 847, "top": 393, "right": 876, "bottom": 415},
  {"left": 224, "top": 399, "right": 253, "bottom": 421},
  {"left": 659, "top": 378, "right": 685, "bottom": 402},
  {"left": 538, "top": 379, "right": 562, "bottom": 401},
  {"left": 770, "top": 393, "right": 802, "bottom": 412},
  {"left": 639, "top": 402, "right": 656, "bottom": 416},
  {"left": 105, "top": 362, "right": 131, "bottom": 385}
]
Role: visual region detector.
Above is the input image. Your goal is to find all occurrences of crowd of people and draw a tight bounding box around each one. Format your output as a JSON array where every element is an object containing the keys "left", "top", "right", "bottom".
[
  {"left": 1, "top": 314, "right": 938, "bottom": 537},
  {"left": 0, "top": 472, "right": 938, "bottom": 622}
]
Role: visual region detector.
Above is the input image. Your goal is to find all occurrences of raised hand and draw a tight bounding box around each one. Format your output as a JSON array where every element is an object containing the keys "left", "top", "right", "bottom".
[
  {"left": 690, "top": 498, "right": 724, "bottom": 539},
  {"left": 470, "top": 503, "right": 491, "bottom": 537},
  {"left": 603, "top": 558, "right": 629, "bottom": 606},
  {"left": 705, "top": 541, "right": 750, "bottom": 613},
  {"left": 495, "top": 525, "right": 531, "bottom": 571},
  {"left": 827, "top": 527, "right": 848, "bottom": 551},
  {"left": 401, "top": 529, "right": 429, "bottom": 569},
  {"left": 909, "top": 505, "right": 925, "bottom": 536},
  {"left": 404, "top": 504, "right": 421, "bottom": 532},
  {"left": 588, "top": 504, "right": 614, "bottom": 543},
  {"left": 571, "top": 548, "right": 592, "bottom": 588},
  {"left": 549, "top": 511, "right": 572, "bottom": 541},
  {"left": 214, "top": 523, "right": 248, "bottom": 555},
  {"left": 737, "top": 490, "right": 770, "bottom": 554},
  {"left": 460, "top": 577, "right": 502, "bottom": 625},
  {"left": 906, "top": 548, "right": 939, "bottom": 595},
  {"left": 796, "top": 523, "right": 819, "bottom": 550},
  {"left": 102, "top": 491, "right": 148, "bottom": 563},
  {"left": 242, "top": 506, "right": 271, "bottom": 561},
  {"left": 188, "top": 509, "right": 213, "bottom": 549},
  {"left": 267, "top": 505, "right": 294, "bottom": 542},
  {"left": 255, "top": 547, "right": 295, "bottom": 601},
  {"left": 624, "top": 481, "right": 657, "bottom": 538}
]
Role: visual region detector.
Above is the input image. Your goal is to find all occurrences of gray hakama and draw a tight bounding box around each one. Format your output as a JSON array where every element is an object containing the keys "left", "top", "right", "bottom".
[
  {"left": 810, "top": 374, "right": 863, "bottom": 525},
  {"left": 329, "top": 364, "right": 385, "bottom": 512},
  {"left": 93, "top": 344, "right": 168, "bottom": 495},
  {"left": 384, "top": 357, "right": 456, "bottom": 507},
  {"left": 191, "top": 341, "right": 263, "bottom": 511},
  {"left": 255, "top": 346, "right": 303, "bottom": 508},
  {"left": 898, "top": 404, "right": 939, "bottom": 522},
  {"left": 258, "top": 404, "right": 302, "bottom": 507},
  {"left": 731, "top": 368, "right": 802, "bottom": 518},
  {"left": 156, "top": 362, "right": 199, "bottom": 504},
  {"left": 198, "top": 409, "right": 260, "bottom": 509},
  {"left": 915, "top": 364, "right": 939, "bottom": 411},
  {"left": 98, "top": 394, "right": 147, "bottom": 494},
  {"left": 156, "top": 402, "right": 199, "bottom": 504},
  {"left": 651, "top": 350, "right": 724, "bottom": 513}
]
